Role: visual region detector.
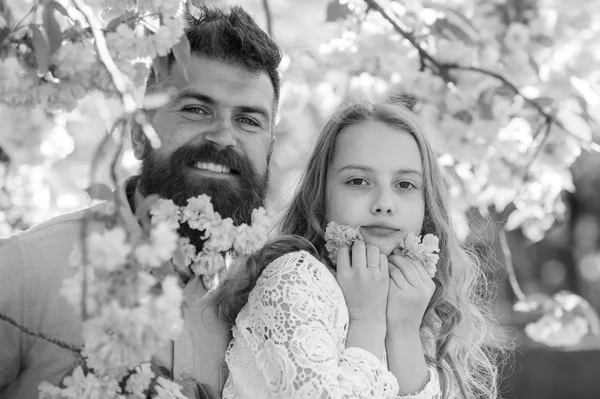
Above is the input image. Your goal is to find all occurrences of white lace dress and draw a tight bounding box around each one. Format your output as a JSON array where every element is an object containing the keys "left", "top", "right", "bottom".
[{"left": 223, "top": 251, "right": 441, "bottom": 398}]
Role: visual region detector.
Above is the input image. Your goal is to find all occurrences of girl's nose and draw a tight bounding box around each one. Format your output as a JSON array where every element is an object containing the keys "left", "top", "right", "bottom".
[{"left": 371, "top": 190, "right": 395, "bottom": 215}]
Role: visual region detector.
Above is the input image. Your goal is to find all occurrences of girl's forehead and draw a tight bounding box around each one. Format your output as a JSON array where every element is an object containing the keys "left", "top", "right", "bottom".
[{"left": 333, "top": 120, "right": 423, "bottom": 171}]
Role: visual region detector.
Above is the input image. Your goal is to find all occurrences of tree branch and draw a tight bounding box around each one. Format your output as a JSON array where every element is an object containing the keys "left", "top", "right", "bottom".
[
  {"left": 498, "top": 229, "right": 526, "bottom": 301},
  {"left": 71, "top": 0, "right": 161, "bottom": 150},
  {"left": 363, "top": 0, "right": 599, "bottom": 152},
  {"left": 0, "top": 312, "right": 83, "bottom": 357},
  {"left": 261, "top": 0, "right": 273, "bottom": 37},
  {"left": 362, "top": 0, "right": 452, "bottom": 83}
]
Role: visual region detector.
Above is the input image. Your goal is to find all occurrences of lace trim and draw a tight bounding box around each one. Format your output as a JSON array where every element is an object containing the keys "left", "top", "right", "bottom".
[{"left": 397, "top": 366, "right": 441, "bottom": 398}]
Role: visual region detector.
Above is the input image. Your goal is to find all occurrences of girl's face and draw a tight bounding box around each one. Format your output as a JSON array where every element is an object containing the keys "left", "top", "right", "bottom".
[{"left": 325, "top": 119, "right": 425, "bottom": 256}]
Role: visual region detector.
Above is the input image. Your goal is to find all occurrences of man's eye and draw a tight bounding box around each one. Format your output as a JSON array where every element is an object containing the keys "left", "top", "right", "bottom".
[
  {"left": 238, "top": 117, "right": 259, "bottom": 127},
  {"left": 347, "top": 178, "right": 368, "bottom": 186},
  {"left": 182, "top": 106, "right": 208, "bottom": 114}
]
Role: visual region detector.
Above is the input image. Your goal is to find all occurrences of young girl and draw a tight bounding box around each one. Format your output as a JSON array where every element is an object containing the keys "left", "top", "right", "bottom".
[{"left": 216, "top": 101, "right": 506, "bottom": 398}]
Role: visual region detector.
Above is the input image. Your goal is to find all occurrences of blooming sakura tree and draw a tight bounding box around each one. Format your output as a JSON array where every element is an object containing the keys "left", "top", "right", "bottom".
[{"left": 0, "top": 2, "right": 599, "bottom": 395}]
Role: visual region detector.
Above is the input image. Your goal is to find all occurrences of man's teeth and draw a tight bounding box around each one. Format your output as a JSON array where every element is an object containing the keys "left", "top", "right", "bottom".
[{"left": 194, "top": 162, "right": 231, "bottom": 173}]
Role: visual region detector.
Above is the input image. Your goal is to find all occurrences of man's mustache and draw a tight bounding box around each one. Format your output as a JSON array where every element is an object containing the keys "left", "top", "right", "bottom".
[{"left": 169, "top": 143, "right": 253, "bottom": 177}]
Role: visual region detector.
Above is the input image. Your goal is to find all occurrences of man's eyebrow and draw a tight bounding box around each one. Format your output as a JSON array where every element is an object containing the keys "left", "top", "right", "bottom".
[
  {"left": 172, "top": 91, "right": 217, "bottom": 106},
  {"left": 236, "top": 105, "right": 271, "bottom": 122}
]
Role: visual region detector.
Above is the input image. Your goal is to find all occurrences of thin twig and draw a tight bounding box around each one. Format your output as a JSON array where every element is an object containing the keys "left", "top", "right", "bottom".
[
  {"left": 261, "top": 0, "right": 273, "bottom": 37},
  {"left": 8, "top": 1, "right": 39, "bottom": 34},
  {"left": 521, "top": 117, "right": 553, "bottom": 178},
  {"left": 498, "top": 229, "right": 526, "bottom": 301},
  {"left": 0, "top": 313, "right": 83, "bottom": 357},
  {"left": 363, "top": 0, "right": 452, "bottom": 82},
  {"left": 71, "top": 0, "right": 161, "bottom": 149}
]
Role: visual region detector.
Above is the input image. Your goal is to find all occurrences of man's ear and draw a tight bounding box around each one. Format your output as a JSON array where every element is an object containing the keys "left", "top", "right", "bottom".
[{"left": 131, "top": 115, "right": 148, "bottom": 160}]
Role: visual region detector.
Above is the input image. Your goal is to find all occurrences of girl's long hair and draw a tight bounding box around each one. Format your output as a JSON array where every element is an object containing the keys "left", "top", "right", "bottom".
[{"left": 215, "top": 101, "right": 509, "bottom": 398}]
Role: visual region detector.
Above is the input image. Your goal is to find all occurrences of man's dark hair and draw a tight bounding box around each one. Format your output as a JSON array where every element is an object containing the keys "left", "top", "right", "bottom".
[{"left": 145, "top": 6, "right": 283, "bottom": 112}]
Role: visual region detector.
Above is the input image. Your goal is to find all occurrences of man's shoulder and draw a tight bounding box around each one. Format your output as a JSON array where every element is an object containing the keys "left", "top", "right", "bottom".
[
  {"left": 0, "top": 203, "right": 108, "bottom": 263},
  {"left": 7, "top": 203, "right": 104, "bottom": 242}
]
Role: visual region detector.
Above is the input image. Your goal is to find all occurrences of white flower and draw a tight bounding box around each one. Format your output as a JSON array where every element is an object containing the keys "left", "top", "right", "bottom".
[
  {"left": 152, "top": 18, "right": 185, "bottom": 57},
  {"left": 38, "top": 366, "right": 121, "bottom": 399},
  {"left": 139, "top": 0, "right": 185, "bottom": 18},
  {"left": 125, "top": 363, "right": 154, "bottom": 397},
  {"left": 192, "top": 251, "right": 226, "bottom": 276},
  {"left": 203, "top": 218, "right": 236, "bottom": 253},
  {"left": 87, "top": 227, "right": 131, "bottom": 271},
  {"left": 182, "top": 195, "right": 219, "bottom": 232},
  {"left": 233, "top": 224, "right": 266, "bottom": 255},
  {"left": 154, "top": 377, "right": 188, "bottom": 399},
  {"left": 524, "top": 313, "right": 589, "bottom": 347},
  {"left": 53, "top": 42, "right": 97, "bottom": 79},
  {"left": 150, "top": 199, "right": 181, "bottom": 230},
  {"left": 324, "top": 221, "right": 364, "bottom": 265},
  {"left": 177, "top": 237, "right": 197, "bottom": 266},
  {"left": 398, "top": 233, "right": 440, "bottom": 277},
  {"left": 135, "top": 223, "right": 179, "bottom": 268}
]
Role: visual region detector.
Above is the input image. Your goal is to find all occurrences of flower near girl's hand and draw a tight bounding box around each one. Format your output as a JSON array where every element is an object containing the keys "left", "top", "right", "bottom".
[
  {"left": 324, "top": 221, "right": 364, "bottom": 266},
  {"left": 397, "top": 233, "right": 440, "bottom": 277}
]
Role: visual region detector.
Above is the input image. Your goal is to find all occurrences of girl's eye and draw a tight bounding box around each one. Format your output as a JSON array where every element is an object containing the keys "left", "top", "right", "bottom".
[
  {"left": 397, "top": 181, "right": 416, "bottom": 190},
  {"left": 347, "top": 178, "right": 368, "bottom": 186}
]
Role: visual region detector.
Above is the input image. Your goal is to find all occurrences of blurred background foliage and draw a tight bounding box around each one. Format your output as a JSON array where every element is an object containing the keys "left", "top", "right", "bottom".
[{"left": 1, "top": 0, "right": 600, "bottom": 396}]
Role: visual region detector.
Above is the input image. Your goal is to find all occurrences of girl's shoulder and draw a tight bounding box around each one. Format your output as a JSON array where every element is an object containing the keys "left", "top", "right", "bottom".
[{"left": 258, "top": 250, "right": 340, "bottom": 296}]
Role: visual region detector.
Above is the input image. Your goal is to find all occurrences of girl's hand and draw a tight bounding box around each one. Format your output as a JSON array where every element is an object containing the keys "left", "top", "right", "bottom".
[
  {"left": 386, "top": 249, "right": 436, "bottom": 336},
  {"left": 336, "top": 241, "right": 389, "bottom": 325}
]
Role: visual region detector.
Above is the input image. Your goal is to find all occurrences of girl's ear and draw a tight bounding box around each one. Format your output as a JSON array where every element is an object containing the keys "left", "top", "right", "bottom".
[{"left": 131, "top": 118, "right": 147, "bottom": 160}]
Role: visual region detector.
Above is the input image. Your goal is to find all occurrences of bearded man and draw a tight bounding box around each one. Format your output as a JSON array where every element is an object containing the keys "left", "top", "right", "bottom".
[{"left": 0, "top": 6, "right": 282, "bottom": 399}]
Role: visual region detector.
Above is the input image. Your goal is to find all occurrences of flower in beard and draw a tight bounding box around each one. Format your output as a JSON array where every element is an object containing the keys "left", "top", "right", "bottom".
[
  {"left": 181, "top": 195, "right": 218, "bottom": 232},
  {"left": 233, "top": 208, "right": 271, "bottom": 255},
  {"left": 191, "top": 250, "right": 225, "bottom": 276},
  {"left": 150, "top": 199, "right": 181, "bottom": 230},
  {"left": 137, "top": 142, "right": 268, "bottom": 226},
  {"left": 204, "top": 218, "right": 236, "bottom": 253}
]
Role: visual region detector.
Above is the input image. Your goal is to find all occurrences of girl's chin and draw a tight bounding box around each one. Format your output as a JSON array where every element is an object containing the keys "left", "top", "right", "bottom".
[{"left": 361, "top": 236, "right": 397, "bottom": 256}]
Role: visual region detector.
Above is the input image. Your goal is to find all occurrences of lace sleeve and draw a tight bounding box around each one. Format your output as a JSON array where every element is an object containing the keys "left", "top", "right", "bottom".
[
  {"left": 397, "top": 366, "right": 441, "bottom": 398},
  {"left": 233, "top": 250, "right": 399, "bottom": 398}
]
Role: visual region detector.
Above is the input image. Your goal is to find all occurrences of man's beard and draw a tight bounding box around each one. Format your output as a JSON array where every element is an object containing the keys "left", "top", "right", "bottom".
[{"left": 137, "top": 142, "right": 269, "bottom": 251}]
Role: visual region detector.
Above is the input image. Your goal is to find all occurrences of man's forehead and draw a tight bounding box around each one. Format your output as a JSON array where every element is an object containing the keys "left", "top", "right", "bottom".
[{"left": 167, "top": 56, "right": 275, "bottom": 111}]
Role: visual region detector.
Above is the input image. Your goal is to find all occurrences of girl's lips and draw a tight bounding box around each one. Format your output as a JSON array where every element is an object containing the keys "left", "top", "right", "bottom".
[{"left": 360, "top": 226, "right": 400, "bottom": 238}]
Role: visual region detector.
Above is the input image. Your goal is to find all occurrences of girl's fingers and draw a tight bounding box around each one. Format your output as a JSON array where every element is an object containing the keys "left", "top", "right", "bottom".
[
  {"left": 389, "top": 263, "right": 411, "bottom": 290},
  {"left": 351, "top": 241, "right": 367, "bottom": 270},
  {"left": 365, "top": 244, "right": 380, "bottom": 270},
  {"left": 336, "top": 245, "right": 351, "bottom": 274},
  {"left": 378, "top": 254, "right": 389, "bottom": 275},
  {"left": 388, "top": 255, "right": 422, "bottom": 287}
]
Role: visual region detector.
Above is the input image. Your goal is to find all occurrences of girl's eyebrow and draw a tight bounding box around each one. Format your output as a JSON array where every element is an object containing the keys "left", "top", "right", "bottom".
[{"left": 337, "top": 164, "right": 423, "bottom": 176}]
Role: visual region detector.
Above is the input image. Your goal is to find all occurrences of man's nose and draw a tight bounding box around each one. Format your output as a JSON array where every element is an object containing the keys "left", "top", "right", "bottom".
[
  {"left": 204, "top": 115, "right": 236, "bottom": 148},
  {"left": 371, "top": 189, "right": 396, "bottom": 215}
]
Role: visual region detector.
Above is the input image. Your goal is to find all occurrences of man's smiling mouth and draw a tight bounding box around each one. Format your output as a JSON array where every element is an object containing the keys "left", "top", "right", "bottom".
[{"left": 191, "top": 162, "right": 236, "bottom": 174}]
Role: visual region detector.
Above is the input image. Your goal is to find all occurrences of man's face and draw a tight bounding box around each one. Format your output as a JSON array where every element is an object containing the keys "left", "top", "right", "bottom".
[{"left": 134, "top": 55, "right": 275, "bottom": 230}]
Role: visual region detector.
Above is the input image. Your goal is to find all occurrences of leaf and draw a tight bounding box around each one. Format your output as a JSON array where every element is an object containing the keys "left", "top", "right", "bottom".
[
  {"left": 557, "top": 103, "right": 593, "bottom": 145},
  {"left": 86, "top": 183, "right": 114, "bottom": 202},
  {"left": 104, "top": 10, "right": 136, "bottom": 32},
  {"left": 153, "top": 54, "right": 170, "bottom": 79},
  {"left": 325, "top": 0, "right": 351, "bottom": 22},
  {"left": 30, "top": 24, "right": 50, "bottom": 75},
  {"left": 43, "top": 4, "right": 62, "bottom": 55},
  {"left": 0, "top": 27, "right": 9, "bottom": 46},
  {"left": 48, "top": 1, "right": 69, "bottom": 18},
  {"left": 172, "top": 34, "right": 191, "bottom": 82}
]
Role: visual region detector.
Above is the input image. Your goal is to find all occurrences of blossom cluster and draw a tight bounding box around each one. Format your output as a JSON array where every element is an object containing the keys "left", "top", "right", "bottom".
[
  {"left": 150, "top": 195, "right": 271, "bottom": 286},
  {"left": 0, "top": 0, "right": 186, "bottom": 111},
  {"left": 324, "top": 221, "right": 440, "bottom": 276},
  {"left": 41, "top": 218, "right": 184, "bottom": 398}
]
